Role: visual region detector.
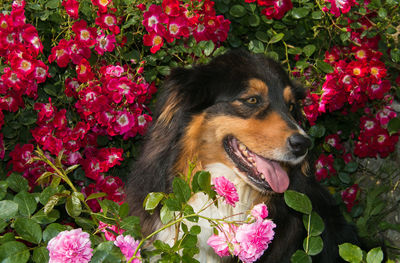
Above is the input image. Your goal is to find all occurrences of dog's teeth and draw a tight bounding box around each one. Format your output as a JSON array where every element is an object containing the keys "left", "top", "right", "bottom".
[
  {"left": 242, "top": 150, "right": 249, "bottom": 157},
  {"left": 261, "top": 173, "right": 265, "bottom": 179},
  {"left": 239, "top": 143, "right": 246, "bottom": 151},
  {"left": 248, "top": 157, "right": 254, "bottom": 163}
]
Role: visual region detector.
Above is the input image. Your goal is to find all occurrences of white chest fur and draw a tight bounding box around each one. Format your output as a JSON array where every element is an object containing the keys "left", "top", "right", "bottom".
[{"left": 156, "top": 163, "right": 262, "bottom": 262}]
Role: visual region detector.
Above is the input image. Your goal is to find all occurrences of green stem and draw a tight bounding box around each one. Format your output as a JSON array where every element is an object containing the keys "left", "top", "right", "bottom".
[{"left": 305, "top": 213, "right": 311, "bottom": 253}]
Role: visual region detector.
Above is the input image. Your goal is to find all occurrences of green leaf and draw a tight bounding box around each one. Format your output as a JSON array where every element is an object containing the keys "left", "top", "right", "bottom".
[
  {"left": 119, "top": 203, "right": 130, "bottom": 218},
  {"left": 197, "top": 171, "right": 211, "bottom": 193},
  {"left": 66, "top": 194, "right": 82, "bottom": 217},
  {"left": 189, "top": 225, "right": 201, "bottom": 235},
  {"left": 6, "top": 173, "right": 29, "bottom": 193},
  {"left": 31, "top": 209, "right": 60, "bottom": 224},
  {"left": 91, "top": 241, "right": 122, "bottom": 263},
  {"left": 14, "top": 191, "right": 37, "bottom": 217},
  {"left": 204, "top": 41, "right": 215, "bottom": 56},
  {"left": 288, "top": 47, "right": 303, "bottom": 55},
  {"left": 292, "top": 8, "right": 310, "bottom": 19},
  {"left": 388, "top": 117, "right": 400, "bottom": 135},
  {"left": 183, "top": 205, "right": 198, "bottom": 222},
  {"left": 303, "top": 45, "right": 316, "bottom": 57},
  {"left": 33, "top": 247, "right": 49, "bottom": 263},
  {"left": 165, "top": 198, "right": 181, "bottom": 211},
  {"left": 153, "top": 240, "right": 172, "bottom": 252},
  {"left": 173, "top": 177, "right": 191, "bottom": 203},
  {"left": 14, "top": 218, "right": 42, "bottom": 244},
  {"left": 0, "top": 241, "right": 30, "bottom": 263},
  {"left": 43, "top": 223, "right": 71, "bottom": 242},
  {"left": 308, "top": 124, "right": 326, "bottom": 138},
  {"left": 45, "top": 0, "right": 59, "bottom": 9},
  {"left": 377, "top": 7, "right": 387, "bottom": 18},
  {"left": 303, "top": 236, "right": 323, "bottom": 256},
  {"left": 0, "top": 200, "right": 19, "bottom": 220},
  {"left": 181, "top": 234, "right": 197, "bottom": 248},
  {"left": 344, "top": 162, "right": 358, "bottom": 173},
  {"left": 86, "top": 192, "right": 107, "bottom": 201},
  {"left": 248, "top": 14, "right": 260, "bottom": 27},
  {"left": 144, "top": 192, "right": 164, "bottom": 211},
  {"left": 230, "top": 5, "right": 247, "bottom": 17},
  {"left": 255, "top": 31, "right": 269, "bottom": 43},
  {"left": 316, "top": 60, "right": 334, "bottom": 73},
  {"left": 249, "top": 40, "right": 265, "bottom": 54},
  {"left": 160, "top": 204, "right": 174, "bottom": 225},
  {"left": 120, "top": 216, "right": 140, "bottom": 231},
  {"left": 366, "top": 247, "right": 383, "bottom": 263},
  {"left": 39, "top": 186, "right": 59, "bottom": 205},
  {"left": 157, "top": 66, "right": 171, "bottom": 76},
  {"left": 303, "top": 212, "right": 325, "bottom": 236},
  {"left": 339, "top": 243, "right": 363, "bottom": 263},
  {"left": 338, "top": 172, "right": 351, "bottom": 184},
  {"left": 290, "top": 250, "right": 312, "bottom": 263},
  {"left": 44, "top": 194, "right": 61, "bottom": 214},
  {"left": 284, "top": 190, "right": 312, "bottom": 214},
  {"left": 269, "top": 33, "right": 284, "bottom": 44},
  {"left": 311, "top": 10, "right": 323, "bottom": 19}
]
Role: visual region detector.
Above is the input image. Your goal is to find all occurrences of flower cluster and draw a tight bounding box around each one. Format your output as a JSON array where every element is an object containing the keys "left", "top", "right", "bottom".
[
  {"left": 72, "top": 64, "right": 155, "bottom": 140},
  {"left": 142, "top": 0, "right": 230, "bottom": 53},
  {"left": 0, "top": 1, "right": 48, "bottom": 132},
  {"left": 81, "top": 174, "right": 125, "bottom": 212},
  {"left": 314, "top": 153, "right": 336, "bottom": 181},
  {"left": 324, "top": 0, "right": 358, "bottom": 17},
  {"left": 207, "top": 203, "right": 276, "bottom": 263},
  {"left": 47, "top": 228, "right": 93, "bottom": 263},
  {"left": 245, "top": 0, "right": 293, "bottom": 20},
  {"left": 341, "top": 184, "right": 359, "bottom": 212},
  {"left": 354, "top": 111, "right": 398, "bottom": 158}
]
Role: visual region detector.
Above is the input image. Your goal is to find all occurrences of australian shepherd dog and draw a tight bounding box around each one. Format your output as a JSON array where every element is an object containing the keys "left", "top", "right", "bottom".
[{"left": 127, "top": 50, "right": 359, "bottom": 262}]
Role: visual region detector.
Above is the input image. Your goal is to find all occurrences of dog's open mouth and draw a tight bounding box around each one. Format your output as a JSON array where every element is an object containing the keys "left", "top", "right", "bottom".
[{"left": 223, "top": 136, "right": 289, "bottom": 193}]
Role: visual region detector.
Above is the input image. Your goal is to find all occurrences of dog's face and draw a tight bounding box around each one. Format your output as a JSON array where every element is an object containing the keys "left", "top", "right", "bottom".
[{"left": 158, "top": 50, "right": 311, "bottom": 194}]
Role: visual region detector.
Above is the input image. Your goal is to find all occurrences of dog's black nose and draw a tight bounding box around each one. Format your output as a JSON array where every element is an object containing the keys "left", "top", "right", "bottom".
[{"left": 288, "top": 133, "right": 311, "bottom": 157}]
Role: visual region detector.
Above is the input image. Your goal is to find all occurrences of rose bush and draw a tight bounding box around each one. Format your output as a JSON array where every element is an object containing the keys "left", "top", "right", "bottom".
[{"left": 0, "top": 0, "right": 399, "bottom": 262}]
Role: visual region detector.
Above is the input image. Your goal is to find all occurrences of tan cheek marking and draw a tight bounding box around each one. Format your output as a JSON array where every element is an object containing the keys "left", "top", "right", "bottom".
[
  {"left": 174, "top": 113, "right": 206, "bottom": 175},
  {"left": 158, "top": 92, "right": 182, "bottom": 127},
  {"left": 283, "top": 86, "right": 295, "bottom": 104}
]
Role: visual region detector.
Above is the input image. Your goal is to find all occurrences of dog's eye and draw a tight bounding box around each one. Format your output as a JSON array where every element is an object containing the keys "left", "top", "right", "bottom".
[{"left": 246, "top": 97, "right": 259, "bottom": 104}]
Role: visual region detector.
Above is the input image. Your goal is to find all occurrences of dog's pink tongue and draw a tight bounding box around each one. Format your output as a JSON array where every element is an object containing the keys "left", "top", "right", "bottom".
[{"left": 254, "top": 155, "right": 289, "bottom": 193}]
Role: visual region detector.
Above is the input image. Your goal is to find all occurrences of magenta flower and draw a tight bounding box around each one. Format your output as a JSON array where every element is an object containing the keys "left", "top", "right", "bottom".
[
  {"left": 235, "top": 219, "right": 276, "bottom": 263},
  {"left": 212, "top": 176, "right": 239, "bottom": 207},
  {"left": 250, "top": 203, "right": 269, "bottom": 220},
  {"left": 47, "top": 228, "right": 93, "bottom": 263},
  {"left": 114, "top": 235, "right": 142, "bottom": 262}
]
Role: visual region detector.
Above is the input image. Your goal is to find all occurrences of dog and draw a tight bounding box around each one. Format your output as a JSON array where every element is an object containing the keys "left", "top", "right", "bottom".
[{"left": 126, "top": 50, "right": 360, "bottom": 262}]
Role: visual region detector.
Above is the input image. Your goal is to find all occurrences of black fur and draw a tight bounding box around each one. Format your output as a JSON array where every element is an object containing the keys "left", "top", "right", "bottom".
[{"left": 126, "top": 49, "right": 360, "bottom": 262}]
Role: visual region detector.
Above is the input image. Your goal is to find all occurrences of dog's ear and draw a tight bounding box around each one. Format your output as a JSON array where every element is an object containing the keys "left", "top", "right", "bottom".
[{"left": 291, "top": 80, "right": 307, "bottom": 101}]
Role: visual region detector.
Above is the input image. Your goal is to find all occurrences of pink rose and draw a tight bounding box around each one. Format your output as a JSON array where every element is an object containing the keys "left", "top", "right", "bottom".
[
  {"left": 47, "top": 228, "right": 93, "bottom": 263},
  {"left": 114, "top": 235, "right": 141, "bottom": 262},
  {"left": 250, "top": 203, "right": 269, "bottom": 220},
  {"left": 212, "top": 176, "right": 239, "bottom": 207}
]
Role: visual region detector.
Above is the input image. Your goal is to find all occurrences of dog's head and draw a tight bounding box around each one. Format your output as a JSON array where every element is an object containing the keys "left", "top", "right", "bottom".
[{"left": 155, "top": 50, "right": 311, "bottom": 194}]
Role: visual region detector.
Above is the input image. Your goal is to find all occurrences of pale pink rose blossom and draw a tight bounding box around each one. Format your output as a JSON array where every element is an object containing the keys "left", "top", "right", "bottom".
[
  {"left": 212, "top": 176, "right": 239, "bottom": 207},
  {"left": 47, "top": 228, "right": 93, "bottom": 263},
  {"left": 207, "top": 223, "right": 238, "bottom": 257},
  {"left": 114, "top": 234, "right": 142, "bottom": 262},
  {"left": 235, "top": 219, "right": 276, "bottom": 263},
  {"left": 250, "top": 203, "right": 269, "bottom": 220}
]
